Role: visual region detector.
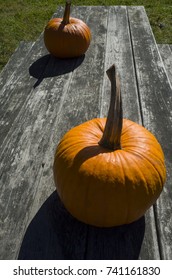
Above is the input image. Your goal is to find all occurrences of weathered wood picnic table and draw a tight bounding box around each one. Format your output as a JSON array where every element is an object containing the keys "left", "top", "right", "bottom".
[{"left": 0, "top": 5, "right": 172, "bottom": 260}]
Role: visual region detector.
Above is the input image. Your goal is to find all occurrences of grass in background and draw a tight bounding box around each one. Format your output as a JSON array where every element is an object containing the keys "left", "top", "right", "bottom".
[{"left": 0, "top": 0, "right": 172, "bottom": 72}]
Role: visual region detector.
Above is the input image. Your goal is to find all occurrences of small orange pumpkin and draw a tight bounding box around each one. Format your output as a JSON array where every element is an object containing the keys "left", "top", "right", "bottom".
[
  {"left": 53, "top": 65, "right": 166, "bottom": 227},
  {"left": 44, "top": 1, "right": 91, "bottom": 58}
]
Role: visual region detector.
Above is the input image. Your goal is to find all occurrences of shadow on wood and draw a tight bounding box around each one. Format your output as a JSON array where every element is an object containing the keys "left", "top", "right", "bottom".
[
  {"left": 29, "top": 54, "right": 85, "bottom": 88},
  {"left": 18, "top": 191, "right": 145, "bottom": 260}
]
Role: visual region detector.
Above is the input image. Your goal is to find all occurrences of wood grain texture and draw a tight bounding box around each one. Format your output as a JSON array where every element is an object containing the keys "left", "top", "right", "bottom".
[
  {"left": 100, "top": 6, "right": 141, "bottom": 124},
  {"left": 158, "top": 44, "right": 172, "bottom": 87},
  {"left": 128, "top": 6, "right": 172, "bottom": 259},
  {"left": 0, "top": 55, "right": 79, "bottom": 259},
  {"left": 0, "top": 36, "right": 48, "bottom": 149},
  {"left": 1, "top": 5, "right": 171, "bottom": 260},
  {"left": 0, "top": 41, "right": 34, "bottom": 91},
  {"left": 0, "top": 7, "right": 75, "bottom": 259}
]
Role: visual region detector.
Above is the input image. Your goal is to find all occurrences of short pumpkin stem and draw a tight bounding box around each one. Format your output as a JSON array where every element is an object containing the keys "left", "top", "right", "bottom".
[
  {"left": 62, "top": 1, "right": 71, "bottom": 25},
  {"left": 99, "top": 65, "right": 123, "bottom": 150}
]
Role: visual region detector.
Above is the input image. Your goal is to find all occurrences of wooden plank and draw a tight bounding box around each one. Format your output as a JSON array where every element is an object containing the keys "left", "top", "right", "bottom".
[
  {"left": 139, "top": 210, "right": 160, "bottom": 259},
  {"left": 86, "top": 5, "right": 145, "bottom": 259},
  {"left": 0, "top": 41, "right": 34, "bottom": 90},
  {"left": 127, "top": 6, "right": 164, "bottom": 260},
  {"left": 0, "top": 5, "right": 76, "bottom": 150},
  {"left": 0, "top": 5, "right": 70, "bottom": 260},
  {"left": 0, "top": 55, "right": 78, "bottom": 259},
  {"left": 128, "top": 6, "right": 172, "bottom": 260},
  {"left": 170, "top": 45, "right": 172, "bottom": 53},
  {"left": 0, "top": 35, "right": 49, "bottom": 149},
  {"left": 158, "top": 44, "right": 172, "bottom": 87},
  {"left": 100, "top": 6, "right": 141, "bottom": 123}
]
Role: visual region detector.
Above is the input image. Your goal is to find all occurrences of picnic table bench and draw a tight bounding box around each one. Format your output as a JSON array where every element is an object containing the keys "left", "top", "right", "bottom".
[{"left": 0, "top": 5, "right": 172, "bottom": 260}]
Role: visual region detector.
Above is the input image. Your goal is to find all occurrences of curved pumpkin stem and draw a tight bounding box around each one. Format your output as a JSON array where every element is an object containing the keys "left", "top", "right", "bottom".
[
  {"left": 99, "top": 64, "right": 123, "bottom": 150},
  {"left": 62, "top": 1, "right": 71, "bottom": 25}
]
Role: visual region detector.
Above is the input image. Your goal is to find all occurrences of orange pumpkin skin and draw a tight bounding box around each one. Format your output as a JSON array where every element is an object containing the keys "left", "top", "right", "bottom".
[
  {"left": 44, "top": 17, "right": 91, "bottom": 58},
  {"left": 53, "top": 118, "right": 166, "bottom": 227}
]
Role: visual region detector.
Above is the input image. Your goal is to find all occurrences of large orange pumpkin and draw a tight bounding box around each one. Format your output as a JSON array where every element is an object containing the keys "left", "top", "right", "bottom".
[
  {"left": 44, "top": 1, "right": 91, "bottom": 58},
  {"left": 53, "top": 65, "right": 166, "bottom": 227}
]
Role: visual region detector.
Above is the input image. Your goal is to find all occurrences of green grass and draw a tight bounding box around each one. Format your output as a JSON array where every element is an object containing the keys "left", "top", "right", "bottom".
[{"left": 0, "top": 0, "right": 172, "bottom": 72}]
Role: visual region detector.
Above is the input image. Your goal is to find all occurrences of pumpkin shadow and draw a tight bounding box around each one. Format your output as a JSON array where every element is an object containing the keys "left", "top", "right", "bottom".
[
  {"left": 18, "top": 191, "right": 145, "bottom": 260},
  {"left": 29, "top": 54, "right": 85, "bottom": 88},
  {"left": 73, "top": 145, "right": 108, "bottom": 167}
]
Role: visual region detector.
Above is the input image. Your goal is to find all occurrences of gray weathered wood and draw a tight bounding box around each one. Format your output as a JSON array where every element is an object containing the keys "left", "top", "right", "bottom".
[
  {"left": 1, "top": 5, "right": 172, "bottom": 260},
  {"left": 100, "top": 6, "right": 141, "bottom": 123},
  {"left": 158, "top": 44, "right": 172, "bottom": 87},
  {"left": 0, "top": 41, "right": 34, "bottom": 91},
  {"left": 0, "top": 57, "right": 78, "bottom": 259},
  {"left": 126, "top": 6, "right": 162, "bottom": 260},
  {"left": 0, "top": 36, "right": 49, "bottom": 149},
  {"left": 128, "top": 6, "right": 172, "bottom": 260}
]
